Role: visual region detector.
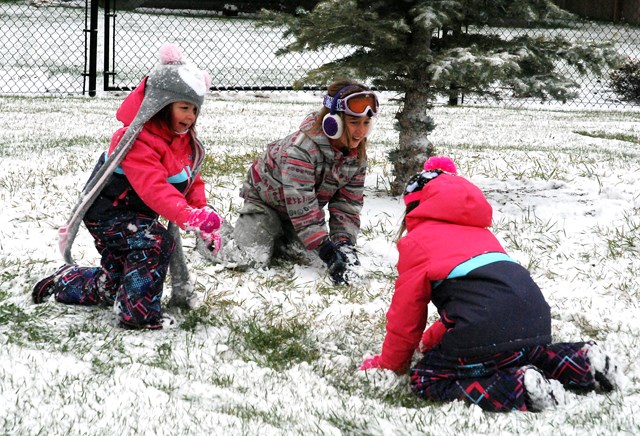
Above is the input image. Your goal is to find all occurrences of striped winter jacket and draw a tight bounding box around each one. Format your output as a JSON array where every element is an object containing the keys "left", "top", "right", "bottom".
[{"left": 240, "top": 113, "right": 367, "bottom": 250}]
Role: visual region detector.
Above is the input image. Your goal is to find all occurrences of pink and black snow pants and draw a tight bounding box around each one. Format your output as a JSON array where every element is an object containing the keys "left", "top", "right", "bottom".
[
  {"left": 53, "top": 213, "right": 175, "bottom": 327},
  {"left": 410, "top": 342, "right": 596, "bottom": 412}
]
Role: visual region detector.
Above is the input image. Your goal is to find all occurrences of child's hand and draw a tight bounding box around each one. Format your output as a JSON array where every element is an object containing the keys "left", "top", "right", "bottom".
[
  {"left": 185, "top": 206, "right": 222, "bottom": 233},
  {"left": 184, "top": 207, "right": 223, "bottom": 255},
  {"left": 336, "top": 239, "right": 360, "bottom": 266},
  {"left": 199, "top": 229, "right": 222, "bottom": 255},
  {"left": 318, "top": 240, "right": 349, "bottom": 284},
  {"left": 359, "top": 354, "right": 383, "bottom": 370},
  {"left": 418, "top": 320, "right": 447, "bottom": 353}
]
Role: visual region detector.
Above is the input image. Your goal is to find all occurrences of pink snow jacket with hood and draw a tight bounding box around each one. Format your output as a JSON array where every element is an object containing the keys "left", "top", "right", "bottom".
[
  {"left": 380, "top": 173, "right": 551, "bottom": 372},
  {"left": 240, "top": 113, "right": 367, "bottom": 250},
  {"left": 84, "top": 78, "right": 207, "bottom": 227}
]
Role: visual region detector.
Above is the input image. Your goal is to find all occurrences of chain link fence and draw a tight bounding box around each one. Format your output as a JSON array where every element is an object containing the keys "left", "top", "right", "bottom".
[
  {"left": 1, "top": 0, "right": 639, "bottom": 107},
  {"left": 461, "top": 20, "right": 640, "bottom": 107},
  {"left": 103, "top": 6, "right": 351, "bottom": 91},
  {"left": 0, "top": 0, "right": 88, "bottom": 95}
]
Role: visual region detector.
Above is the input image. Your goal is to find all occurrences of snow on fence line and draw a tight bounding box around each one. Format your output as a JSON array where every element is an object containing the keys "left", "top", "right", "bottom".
[{"left": 1, "top": 1, "right": 639, "bottom": 108}]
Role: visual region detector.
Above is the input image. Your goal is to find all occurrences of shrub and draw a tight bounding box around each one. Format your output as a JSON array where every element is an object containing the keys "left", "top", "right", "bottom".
[{"left": 610, "top": 58, "right": 640, "bottom": 102}]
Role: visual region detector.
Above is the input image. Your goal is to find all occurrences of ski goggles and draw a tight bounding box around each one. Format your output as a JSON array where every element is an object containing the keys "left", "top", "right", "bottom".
[{"left": 323, "top": 91, "right": 379, "bottom": 117}]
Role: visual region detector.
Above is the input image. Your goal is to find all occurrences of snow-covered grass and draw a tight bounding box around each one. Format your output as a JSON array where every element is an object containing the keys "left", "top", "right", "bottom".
[{"left": 1, "top": 91, "right": 639, "bottom": 435}]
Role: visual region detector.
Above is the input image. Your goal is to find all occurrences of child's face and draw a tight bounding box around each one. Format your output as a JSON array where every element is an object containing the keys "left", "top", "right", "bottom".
[
  {"left": 170, "top": 101, "right": 198, "bottom": 134},
  {"left": 338, "top": 115, "right": 371, "bottom": 149}
]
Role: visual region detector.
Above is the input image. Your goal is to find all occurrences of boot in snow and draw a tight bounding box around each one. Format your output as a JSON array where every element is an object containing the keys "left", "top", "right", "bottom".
[
  {"left": 32, "top": 265, "right": 74, "bottom": 304},
  {"left": 522, "top": 365, "right": 566, "bottom": 412},
  {"left": 583, "top": 341, "right": 624, "bottom": 392}
]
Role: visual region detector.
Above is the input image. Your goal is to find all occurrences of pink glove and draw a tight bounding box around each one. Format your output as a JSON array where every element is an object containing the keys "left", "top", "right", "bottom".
[
  {"left": 185, "top": 207, "right": 222, "bottom": 233},
  {"left": 359, "top": 354, "right": 383, "bottom": 371},
  {"left": 200, "top": 230, "right": 222, "bottom": 255},
  {"left": 184, "top": 207, "right": 223, "bottom": 254}
]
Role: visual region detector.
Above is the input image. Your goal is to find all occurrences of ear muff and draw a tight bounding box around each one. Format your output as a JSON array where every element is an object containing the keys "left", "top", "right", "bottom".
[
  {"left": 322, "top": 113, "right": 343, "bottom": 139},
  {"left": 322, "top": 85, "right": 358, "bottom": 139}
]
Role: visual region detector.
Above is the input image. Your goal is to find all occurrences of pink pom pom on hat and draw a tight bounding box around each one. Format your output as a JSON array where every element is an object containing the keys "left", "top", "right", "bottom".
[
  {"left": 156, "top": 42, "right": 211, "bottom": 89},
  {"left": 403, "top": 156, "right": 458, "bottom": 205},
  {"left": 159, "top": 42, "right": 184, "bottom": 65},
  {"left": 423, "top": 156, "right": 458, "bottom": 174}
]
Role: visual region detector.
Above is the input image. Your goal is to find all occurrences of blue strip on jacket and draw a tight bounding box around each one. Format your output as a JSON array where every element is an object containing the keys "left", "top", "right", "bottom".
[
  {"left": 167, "top": 167, "right": 191, "bottom": 184},
  {"left": 107, "top": 151, "right": 192, "bottom": 183},
  {"left": 432, "top": 252, "right": 516, "bottom": 289}
]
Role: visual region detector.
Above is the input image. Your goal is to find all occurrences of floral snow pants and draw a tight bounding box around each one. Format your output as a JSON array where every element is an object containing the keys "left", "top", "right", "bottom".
[
  {"left": 53, "top": 213, "right": 175, "bottom": 327},
  {"left": 410, "top": 342, "right": 596, "bottom": 412}
]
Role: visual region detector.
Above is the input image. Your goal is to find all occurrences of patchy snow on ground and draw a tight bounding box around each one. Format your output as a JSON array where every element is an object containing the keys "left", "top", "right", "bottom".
[{"left": 0, "top": 91, "right": 639, "bottom": 435}]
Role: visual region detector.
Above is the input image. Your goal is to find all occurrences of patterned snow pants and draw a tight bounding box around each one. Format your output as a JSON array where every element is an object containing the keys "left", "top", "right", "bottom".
[
  {"left": 53, "top": 213, "right": 175, "bottom": 327},
  {"left": 410, "top": 342, "right": 596, "bottom": 412}
]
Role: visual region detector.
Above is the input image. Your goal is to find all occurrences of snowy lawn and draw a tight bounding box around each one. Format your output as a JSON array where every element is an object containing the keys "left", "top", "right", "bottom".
[{"left": 1, "top": 92, "right": 639, "bottom": 435}]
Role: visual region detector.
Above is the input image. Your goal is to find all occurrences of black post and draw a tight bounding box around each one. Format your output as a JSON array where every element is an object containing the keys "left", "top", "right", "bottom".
[
  {"left": 104, "top": 0, "right": 112, "bottom": 91},
  {"left": 88, "top": 0, "right": 99, "bottom": 96}
]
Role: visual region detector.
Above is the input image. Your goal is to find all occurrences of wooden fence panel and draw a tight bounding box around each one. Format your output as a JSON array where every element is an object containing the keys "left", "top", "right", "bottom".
[{"left": 554, "top": 0, "right": 640, "bottom": 24}]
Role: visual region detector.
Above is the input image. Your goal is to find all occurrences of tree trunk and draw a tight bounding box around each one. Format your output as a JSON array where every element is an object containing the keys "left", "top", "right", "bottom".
[
  {"left": 389, "top": 24, "right": 436, "bottom": 196},
  {"left": 390, "top": 90, "right": 436, "bottom": 195},
  {"left": 444, "top": 23, "right": 463, "bottom": 106}
]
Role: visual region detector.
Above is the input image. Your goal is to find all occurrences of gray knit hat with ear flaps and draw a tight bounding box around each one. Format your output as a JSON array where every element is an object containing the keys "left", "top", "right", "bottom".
[
  {"left": 119, "top": 42, "right": 211, "bottom": 147},
  {"left": 59, "top": 43, "right": 211, "bottom": 265}
]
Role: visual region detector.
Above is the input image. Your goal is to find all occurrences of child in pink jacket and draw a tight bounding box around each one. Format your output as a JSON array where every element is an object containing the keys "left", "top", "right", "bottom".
[
  {"left": 361, "top": 156, "right": 624, "bottom": 412},
  {"left": 32, "top": 43, "right": 221, "bottom": 329}
]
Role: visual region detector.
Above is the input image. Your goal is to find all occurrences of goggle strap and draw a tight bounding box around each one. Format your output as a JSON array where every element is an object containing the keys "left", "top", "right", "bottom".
[{"left": 322, "top": 94, "right": 335, "bottom": 111}]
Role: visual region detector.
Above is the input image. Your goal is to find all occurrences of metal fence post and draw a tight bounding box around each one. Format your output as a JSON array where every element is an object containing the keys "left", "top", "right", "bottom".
[
  {"left": 103, "top": 0, "right": 119, "bottom": 92},
  {"left": 87, "top": 0, "right": 99, "bottom": 96}
]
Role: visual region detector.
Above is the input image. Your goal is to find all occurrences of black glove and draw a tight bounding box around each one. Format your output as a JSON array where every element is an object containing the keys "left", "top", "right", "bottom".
[
  {"left": 336, "top": 239, "right": 360, "bottom": 266},
  {"left": 318, "top": 240, "right": 349, "bottom": 285}
]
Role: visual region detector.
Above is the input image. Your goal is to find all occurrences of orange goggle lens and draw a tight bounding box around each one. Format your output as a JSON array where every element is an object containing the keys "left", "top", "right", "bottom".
[{"left": 345, "top": 94, "right": 379, "bottom": 115}]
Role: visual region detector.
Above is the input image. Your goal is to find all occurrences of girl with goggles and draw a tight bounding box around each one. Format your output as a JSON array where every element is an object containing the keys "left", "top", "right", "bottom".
[{"left": 228, "top": 79, "right": 377, "bottom": 286}]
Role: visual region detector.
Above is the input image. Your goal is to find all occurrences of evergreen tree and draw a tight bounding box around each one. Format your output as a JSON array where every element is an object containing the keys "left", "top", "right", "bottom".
[{"left": 261, "top": 0, "right": 619, "bottom": 194}]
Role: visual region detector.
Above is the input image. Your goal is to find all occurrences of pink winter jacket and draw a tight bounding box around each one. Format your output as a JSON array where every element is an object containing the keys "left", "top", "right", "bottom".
[
  {"left": 93, "top": 80, "right": 207, "bottom": 228},
  {"left": 379, "top": 174, "right": 506, "bottom": 372}
]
